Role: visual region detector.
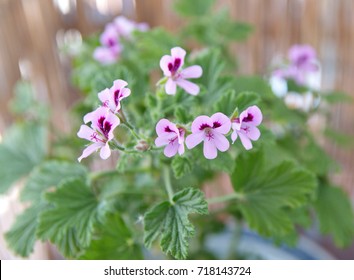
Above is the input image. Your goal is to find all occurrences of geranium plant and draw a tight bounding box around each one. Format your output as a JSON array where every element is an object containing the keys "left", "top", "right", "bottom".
[{"left": 2, "top": 0, "right": 354, "bottom": 260}]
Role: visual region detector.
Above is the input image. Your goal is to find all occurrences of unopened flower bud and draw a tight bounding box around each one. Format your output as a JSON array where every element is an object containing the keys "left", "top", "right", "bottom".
[{"left": 135, "top": 140, "right": 150, "bottom": 151}]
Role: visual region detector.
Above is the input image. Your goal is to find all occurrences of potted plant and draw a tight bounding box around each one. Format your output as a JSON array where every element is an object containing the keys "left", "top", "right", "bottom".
[{"left": 2, "top": 0, "right": 353, "bottom": 260}]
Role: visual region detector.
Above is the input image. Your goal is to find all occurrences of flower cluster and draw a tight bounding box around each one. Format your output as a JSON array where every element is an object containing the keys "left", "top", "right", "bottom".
[
  {"left": 272, "top": 44, "right": 320, "bottom": 87},
  {"left": 269, "top": 44, "right": 321, "bottom": 112},
  {"left": 160, "top": 47, "right": 203, "bottom": 95},
  {"left": 156, "top": 106, "right": 262, "bottom": 160},
  {"left": 93, "top": 16, "right": 149, "bottom": 65},
  {"left": 77, "top": 79, "right": 131, "bottom": 161}
]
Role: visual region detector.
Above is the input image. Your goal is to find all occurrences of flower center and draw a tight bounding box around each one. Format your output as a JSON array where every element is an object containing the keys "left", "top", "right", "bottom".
[
  {"left": 168, "top": 58, "right": 181, "bottom": 75},
  {"left": 97, "top": 116, "right": 112, "bottom": 138},
  {"left": 204, "top": 128, "right": 214, "bottom": 141}
]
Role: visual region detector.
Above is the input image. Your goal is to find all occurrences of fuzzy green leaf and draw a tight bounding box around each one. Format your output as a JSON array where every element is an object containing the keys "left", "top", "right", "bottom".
[
  {"left": 80, "top": 213, "right": 143, "bottom": 260},
  {"left": 21, "top": 161, "right": 87, "bottom": 202},
  {"left": 0, "top": 123, "right": 47, "bottom": 194},
  {"left": 315, "top": 184, "right": 354, "bottom": 247},
  {"left": 231, "top": 148, "right": 317, "bottom": 238},
  {"left": 144, "top": 188, "right": 208, "bottom": 259},
  {"left": 214, "top": 90, "right": 260, "bottom": 116},
  {"left": 37, "top": 178, "right": 103, "bottom": 257},
  {"left": 5, "top": 204, "right": 45, "bottom": 257},
  {"left": 174, "top": 0, "right": 215, "bottom": 17},
  {"left": 174, "top": 106, "right": 193, "bottom": 124},
  {"left": 172, "top": 157, "right": 192, "bottom": 179}
]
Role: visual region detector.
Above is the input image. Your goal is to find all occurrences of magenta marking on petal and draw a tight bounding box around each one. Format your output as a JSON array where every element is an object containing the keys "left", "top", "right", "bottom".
[
  {"left": 212, "top": 121, "right": 221, "bottom": 128},
  {"left": 173, "top": 58, "right": 181, "bottom": 71},
  {"left": 103, "top": 100, "right": 109, "bottom": 107},
  {"left": 168, "top": 136, "right": 178, "bottom": 144},
  {"left": 206, "top": 130, "right": 214, "bottom": 141},
  {"left": 114, "top": 89, "right": 120, "bottom": 106},
  {"left": 199, "top": 123, "right": 211, "bottom": 130},
  {"left": 243, "top": 113, "right": 254, "bottom": 122},
  {"left": 164, "top": 126, "right": 174, "bottom": 133},
  {"left": 97, "top": 116, "right": 112, "bottom": 138}
]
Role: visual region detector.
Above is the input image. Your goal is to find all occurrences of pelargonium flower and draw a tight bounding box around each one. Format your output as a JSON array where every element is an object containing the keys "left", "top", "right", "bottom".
[
  {"left": 155, "top": 119, "right": 185, "bottom": 157},
  {"left": 113, "top": 16, "right": 149, "bottom": 39},
  {"left": 98, "top": 79, "right": 131, "bottom": 113},
  {"left": 185, "top": 113, "right": 231, "bottom": 159},
  {"left": 77, "top": 107, "right": 120, "bottom": 161},
  {"left": 231, "top": 105, "right": 262, "bottom": 150},
  {"left": 160, "top": 47, "right": 203, "bottom": 96},
  {"left": 272, "top": 44, "right": 320, "bottom": 86}
]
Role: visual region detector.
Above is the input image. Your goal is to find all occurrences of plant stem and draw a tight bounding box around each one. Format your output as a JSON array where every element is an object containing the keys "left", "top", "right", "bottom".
[
  {"left": 163, "top": 166, "right": 174, "bottom": 203},
  {"left": 207, "top": 192, "right": 245, "bottom": 205}
]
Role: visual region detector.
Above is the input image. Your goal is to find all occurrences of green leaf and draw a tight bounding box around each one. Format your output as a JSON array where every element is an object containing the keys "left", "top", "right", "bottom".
[
  {"left": 214, "top": 90, "right": 260, "bottom": 116},
  {"left": 0, "top": 122, "right": 47, "bottom": 194},
  {"left": 315, "top": 184, "right": 354, "bottom": 247},
  {"left": 172, "top": 157, "right": 192, "bottom": 179},
  {"left": 37, "top": 178, "right": 103, "bottom": 257},
  {"left": 193, "top": 147, "right": 236, "bottom": 174},
  {"left": 174, "top": 106, "right": 193, "bottom": 124},
  {"left": 144, "top": 188, "right": 208, "bottom": 259},
  {"left": 231, "top": 148, "right": 317, "bottom": 238},
  {"left": 322, "top": 91, "right": 352, "bottom": 104},
  {"left": 174, "top": 0, "right": 215, "bottom": 17},
  {"left": 21, "top": 161, "right": 88, "bottom": 202},
  {"left": 80, "top": 213, "right": 143, "bottom": 260},
  {"left": 5, "top": 204, "right": 45, "bottom": 257}
]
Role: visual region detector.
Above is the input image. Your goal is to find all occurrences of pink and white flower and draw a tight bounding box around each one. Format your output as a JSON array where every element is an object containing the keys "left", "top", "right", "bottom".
[
  {"left": 160, "top": 47, "right": 203, "bottom": 95},
  {"left": 185, "top": 113, "right": 231, "bottom": 159},
  {"left": 98, "top": 79, "right": 131, "bottom": 113},
  {"left": 155, "top": 119, "right": 185, "bottom": 157},
  {"left": 77, "top": 107, "right": 120, "bottom": 161},
  {"left": 113, "top": 16, "right": 149, "bottom": 39},
  {"left": 231, "top": 106, "right": 262, "bottom": 150}
]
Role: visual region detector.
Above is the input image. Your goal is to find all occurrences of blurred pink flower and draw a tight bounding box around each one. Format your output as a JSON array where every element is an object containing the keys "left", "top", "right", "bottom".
[
  {"left": 78, "top": 107, "right": 120, "bottom": 161},
  {"left": 185, "top": 113, "right": 231, "bottom": 159},
  {"left": 231, "top": 105, "right": 262, "bottom": 150},
  {"left": 160, "top": 47, "right": 203, "bottom": 95},
  {"left": 155, "top": 119, "right": 185, "bottom": 157},
  {"left": 98, "top": 79, "right": 131, "bottom": 113}
]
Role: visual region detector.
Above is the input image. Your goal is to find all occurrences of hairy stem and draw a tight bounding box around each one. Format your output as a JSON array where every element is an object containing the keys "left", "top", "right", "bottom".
[{"left": 163, "top": 166, "right": 174, "bottom": 203}]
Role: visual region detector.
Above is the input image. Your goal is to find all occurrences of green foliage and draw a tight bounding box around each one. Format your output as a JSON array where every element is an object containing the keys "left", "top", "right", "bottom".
[
  {"left": 5, "top": 204, "right": 45, "bottom": 257},
  {"left": 0, "top": 122, "right": 47, "bottom": 194},
  {"left": 80, "top": 213, "right": 143, "bottom": 259},
  {"left": 21, "top": 161, "right": 88, "bottom": 202},
  {"left": 37, "top": 178, "right": 104, "bottom": 257},
  {"left": 174, "top": 106, "right": 193, "bottom": 124},
  {"left": 174, "top": 0, "right": 215, "bottom": 17},
  {"left": 214, "top": 90, "right": 261, "bottom": 116},
  {"left": 172, "top": 157, "right": 192, "bottom": 179},
  {"left": 322, "top": 91, "right": 352, "bottom": 104},
  {"left": 231, "top": 148, "right": 317, "bottom": 238},
  {"left": 314, "top": 184, "right": 354, "bottom": 247},
  {"left": 144, "top": 188, "right": 208, "bottom": 259}
]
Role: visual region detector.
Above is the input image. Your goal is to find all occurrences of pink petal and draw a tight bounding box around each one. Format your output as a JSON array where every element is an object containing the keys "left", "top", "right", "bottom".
[
  {"left": 160, "top": 55, "right": 173, "bottom": 77},
  {"left": 155, "top": 135, "right": 170, "bottom": 147},
  {"left": 213, "top": 132, "right": 230, "bottom": 152},
  {"left": 171, "top": 47, "right": 186, "bottom": 67},
  {"left": 231, "top": 130, "right": 238, "bottom": 143},
  {"left": 178, "top": 143, "right": 185, "bottom": 155},
  {"left": 175, "top": 79, "right": 200, "bottom": 95},
  {"left": 100, "top": 143, "right": 111, "bottom": 159},
  {"left": 247, "top": 106, "right": 263, "bottom": 126},
  {"left": 78, "top": 142, "right": 104, "bottom": 162},
  {"left": 98, "top": 88, "right": 114, "bottom": 111},
  {"left": 100, "top": 23, "right": 119, "bottom": 46},
  {"left": 156, "top": 119, "right": 178, "bottom": 135},
  {"left": 111, "top": 79, "right": 128, "bottom": 90},
  {"left": 185, "top": 132, "right": 204, "bottom": 149},
  {"left": 180, "top": 65, "right": 203, "bottom": 79},
  {"left": 164, "top": 142, "right": 179, "bottom": 157},
  {"left": 119, "top": 88, "right": 131, "bottom": 100},
  {"left": 165, "top": 78, "right": 177, "bottom": 95},
  {"left": 77, "top": 125, "right": 95, "bottom": 141},
  {"left": 238, "top": 132, "right": 253, "bottom": 150},
  {"left": 203, "top": 139, "right": 217, "bottom": 159},
  {"left": 210, "top": 112, "right": 231, "bottom": 134},
  {"left": 246, "top": 125, "right": 261, "bottom": 141},
  {"left": 93, "top": 47, "right": 118, "bottom": 65},
  {"left": 191, "top": 116, "right": 212, "bottom": 133}
]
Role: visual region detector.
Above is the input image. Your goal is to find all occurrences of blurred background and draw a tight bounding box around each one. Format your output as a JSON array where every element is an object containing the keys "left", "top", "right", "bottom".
[{"left": 0, "top": 0, "right": 353, "bottom": 259}]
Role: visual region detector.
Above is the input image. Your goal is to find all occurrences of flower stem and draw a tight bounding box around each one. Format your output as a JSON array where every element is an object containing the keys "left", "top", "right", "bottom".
[
  {"left": 207, "top": 192, "right": 245, "bottom": 205},
  {"left": 163, "top": 166, "right": 174, "bottom": 203}
]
